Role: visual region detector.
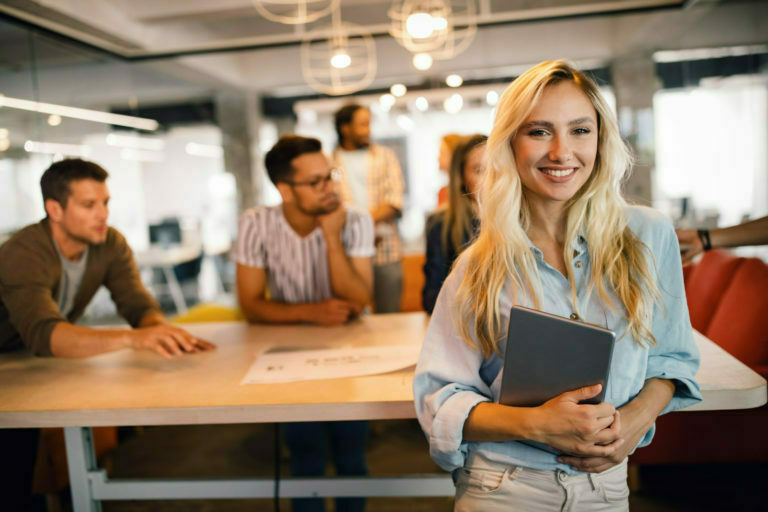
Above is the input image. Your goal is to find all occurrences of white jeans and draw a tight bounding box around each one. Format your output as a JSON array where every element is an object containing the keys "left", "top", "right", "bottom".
[{"left": 454, "top": 452, "right": 629, "bottom": 512}]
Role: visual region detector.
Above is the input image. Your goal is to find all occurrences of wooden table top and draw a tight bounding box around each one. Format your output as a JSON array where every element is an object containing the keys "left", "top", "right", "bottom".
[{"left": 0, "top": 313, "right": 764, "bottom": 428}]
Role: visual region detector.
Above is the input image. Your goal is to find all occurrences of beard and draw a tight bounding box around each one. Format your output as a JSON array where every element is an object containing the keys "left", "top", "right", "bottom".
[
  {"left": 296, "top": 195, "right": 340, "bottom": 216},
  {"left": 61, "top": 224, "right": 107, "bottom": 245}
]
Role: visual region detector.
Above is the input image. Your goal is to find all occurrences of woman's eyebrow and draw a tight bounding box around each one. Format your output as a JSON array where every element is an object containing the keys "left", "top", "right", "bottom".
[
  {"left": 523, "top": 121, "right": 554, "bottom": 129},
  {"left": 569, "top": 117, "right": 596, "bottom": 126}
]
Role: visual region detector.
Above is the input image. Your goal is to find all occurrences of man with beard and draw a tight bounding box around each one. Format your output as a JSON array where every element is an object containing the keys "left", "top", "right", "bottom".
[
  {"left": 0, "top": 158, "right": 214, "bottom": 509},
  {"left": 234, "top": 134, "right": 374, "bottom": 512},
  {"left": 332, "top": 104, "right": 404, "bottom": 313}
]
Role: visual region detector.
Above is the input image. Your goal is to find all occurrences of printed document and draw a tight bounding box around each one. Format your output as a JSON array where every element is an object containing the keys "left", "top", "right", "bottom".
[{"left": 241, "top": 344, "right": 420, "bottom": 384}]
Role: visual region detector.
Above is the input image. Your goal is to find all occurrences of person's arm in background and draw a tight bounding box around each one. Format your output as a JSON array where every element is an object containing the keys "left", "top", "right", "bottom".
[
  {"left": 370, "top": 147, "right": 404, "bottom": 223},
  {"left": 422, "top": 213, "right": 449, "bottom": 314},
  {"left": 50, "top": 318, "right": 215, "bottom": 359},
  {"left": 318, "top": 206, "right": 373, "bottom": 307},
  {"left": 236, "top": 264, "right": 359, "bottom": 326},
  {"left": 234, "top": 207, "right": 361, "bottom": 326},
  {"left": 677, "top": 215, "right": 768, "bottom": 264}
]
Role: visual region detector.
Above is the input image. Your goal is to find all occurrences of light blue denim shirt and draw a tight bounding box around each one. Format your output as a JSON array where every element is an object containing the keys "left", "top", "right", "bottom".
[{"left": 413, "top": 205, "right": 702, "bottom": 475}]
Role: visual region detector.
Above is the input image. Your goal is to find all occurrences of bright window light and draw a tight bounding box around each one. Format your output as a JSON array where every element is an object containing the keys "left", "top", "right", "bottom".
[
  {"left": 186, "top": 142, "right": 224, "bottom": 158},
  {"left": 106, "top": 133, "right": 165, "bottom": 151}
]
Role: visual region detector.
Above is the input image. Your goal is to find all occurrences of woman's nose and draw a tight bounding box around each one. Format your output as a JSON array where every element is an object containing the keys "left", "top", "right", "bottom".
[{"left": 549, "top": 135, "right": 573, "bottom": 162}]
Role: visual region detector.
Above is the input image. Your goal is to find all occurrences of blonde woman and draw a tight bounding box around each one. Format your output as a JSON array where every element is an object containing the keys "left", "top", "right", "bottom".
[
  {"left": 414, "top": 61, "right": 701, "bottom": 510},
  {"left": 423, "top": 134, "right": 487, "bottom": 313}
]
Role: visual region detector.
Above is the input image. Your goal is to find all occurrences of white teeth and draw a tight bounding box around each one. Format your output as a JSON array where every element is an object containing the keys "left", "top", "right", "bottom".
[{"left": 541, "top": 168, "right": 575, "bottom": 178}]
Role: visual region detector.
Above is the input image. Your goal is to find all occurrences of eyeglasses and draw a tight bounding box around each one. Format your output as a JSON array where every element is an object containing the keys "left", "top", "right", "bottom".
[{"left": 285, "top": 168, "right": 342, "bottom": 192}]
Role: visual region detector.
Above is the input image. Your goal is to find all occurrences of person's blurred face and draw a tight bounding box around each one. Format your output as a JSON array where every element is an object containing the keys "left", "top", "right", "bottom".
[
  {"left": 342, "top": 108, "right": 371, "bottom": 149},
  {"left": 511, "top": 81, "right": 598, "bottom": 209},
  {"left": 281, "top": 152, "right": 340, "bottom": 216},
  {"left": 462, "top": 145, "right": 486, "bottom": 200},
  {"left": 438, "top": 141, "right": 452, "bottom": 172},
  {"left": 48, "top": 178, "right": 110, "bottom": 245}
]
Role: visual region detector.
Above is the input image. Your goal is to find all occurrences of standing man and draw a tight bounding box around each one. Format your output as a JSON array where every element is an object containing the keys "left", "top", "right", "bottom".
[
  {"left": 333, "top": 103, "right": 405, "bottom": 313},
  {"left": 234, "top": 135, "right": 374, "bottom": 512},
  {"left": 0, "top": 158, "right": 214, "bottom": 510}
]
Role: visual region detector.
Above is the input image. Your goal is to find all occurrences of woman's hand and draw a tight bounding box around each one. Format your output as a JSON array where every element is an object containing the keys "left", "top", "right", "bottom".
[
  {"left": 558, "top": 378, "right": 675, "bottom": 473},
  {"left": 529, "top": 384, "right": 623, "bottom": 457}
]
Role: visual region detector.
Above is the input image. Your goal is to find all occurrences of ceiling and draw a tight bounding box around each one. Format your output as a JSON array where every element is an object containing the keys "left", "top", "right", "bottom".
[{"left": 0, "top": 0, "right": 766, "bottom": 125}]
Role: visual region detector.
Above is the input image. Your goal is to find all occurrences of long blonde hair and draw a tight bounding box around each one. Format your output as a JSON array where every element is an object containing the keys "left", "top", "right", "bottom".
[
  {"left": 453, "top": 60, "right": 660, "bottom": 358},
  {"left": 440, "top": 134, "right": 487, "bottom": 254}
]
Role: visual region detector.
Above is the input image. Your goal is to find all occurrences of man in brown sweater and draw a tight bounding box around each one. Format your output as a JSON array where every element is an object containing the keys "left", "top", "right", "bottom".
[
  {"left": 0, "top": 158, "right": 214, "bottom": 509},
  {"left": 0, "top": 158, "right": 215, "bottom": 358}
]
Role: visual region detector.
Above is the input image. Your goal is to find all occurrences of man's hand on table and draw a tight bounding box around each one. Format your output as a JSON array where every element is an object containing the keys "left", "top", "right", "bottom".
[
  {"left": 305, "top": 299, "right": 362, "bottom": 326},
  {"left": 129, "top": 324, "right": 216, "bottom": 359}
]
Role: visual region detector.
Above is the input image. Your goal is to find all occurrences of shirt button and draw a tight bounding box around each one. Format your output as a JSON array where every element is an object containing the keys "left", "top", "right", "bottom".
[
  {"left": 558, "top": 471, "right": 568, "bottom": 482},
  {"left": 574, "top": 261, "right": 583, "bottom": 268},
  {"left": 570, "top": 313, "right": 580, "bottom": 321}
]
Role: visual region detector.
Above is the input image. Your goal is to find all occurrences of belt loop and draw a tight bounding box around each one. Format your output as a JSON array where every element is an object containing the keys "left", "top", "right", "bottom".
[{"left": 587, "top": 472, "right": 598, "bottom": 491}]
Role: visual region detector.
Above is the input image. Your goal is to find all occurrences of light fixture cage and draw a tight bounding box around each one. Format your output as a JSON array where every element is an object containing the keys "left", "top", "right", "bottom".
[
  {"left": 252, "top": 0, "right": 339, "bottom": 25},
  {"left": 301, "top": 21, "right": 377, "bottom": 96},
  {"left": 390, "top": 0, "right": 478, "bottom": 61},
  {"left": 388, "top": 0, "right": 451, "bottom": 53}
]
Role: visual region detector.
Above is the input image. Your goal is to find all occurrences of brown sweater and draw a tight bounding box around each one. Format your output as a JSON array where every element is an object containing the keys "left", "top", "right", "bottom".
[{"left": 0, "top": 220, "right": 162, "bottom": 356}]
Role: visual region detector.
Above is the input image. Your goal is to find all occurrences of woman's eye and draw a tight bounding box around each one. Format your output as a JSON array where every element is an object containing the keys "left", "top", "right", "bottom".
[
  {"left": 528, "top": 129, "right": 548, "bottom": 136},
  {"left": 573, "top": 127, "right": 591, "bottom": 135}
]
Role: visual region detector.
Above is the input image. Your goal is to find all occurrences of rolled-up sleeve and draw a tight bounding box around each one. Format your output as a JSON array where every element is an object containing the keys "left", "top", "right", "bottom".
[
  {"left": 413, "top": 260, "right": 491, "bottom": 471},
  {"left": 380, "top": 147, "right": 404, "bottom": 211},
  {"left": 645, "top": 220, "right": 702, "bottom": 415}
]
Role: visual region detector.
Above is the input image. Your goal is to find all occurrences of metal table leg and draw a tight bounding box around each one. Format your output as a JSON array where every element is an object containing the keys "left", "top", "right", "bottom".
[
  {"left": 161, "top": 265, "right": 188, "bottom": 313},
  {"left": 64, "top": 427, "right": 101, "bottom": 512}
]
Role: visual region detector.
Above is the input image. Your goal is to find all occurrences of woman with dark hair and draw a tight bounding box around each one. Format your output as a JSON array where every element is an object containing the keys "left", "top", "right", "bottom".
[{"left": 422, "top": 134, "right": 487, "bottom": 314}]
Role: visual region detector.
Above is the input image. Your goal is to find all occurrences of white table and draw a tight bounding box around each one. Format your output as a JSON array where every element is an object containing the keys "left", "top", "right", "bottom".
[
  {"left": 0, "top": 314, "right": 764, "bottom": 511},
  {"left": 134, "top": 244, "right": 202, "bottom": 313}
]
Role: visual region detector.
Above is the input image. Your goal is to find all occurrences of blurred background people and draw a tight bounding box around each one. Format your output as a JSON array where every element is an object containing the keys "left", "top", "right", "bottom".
[
  {"left": 422, "top": 134, "right": 487, "bottom": 314},
  {"left": 234, "top": 135, "right": 374, "bottom": 512},
  {"left": 437, "top": 133, "right": 462, "bottom": 206},
  {"left": 332, "top": 104, "right": 405, "bottom": 313}
]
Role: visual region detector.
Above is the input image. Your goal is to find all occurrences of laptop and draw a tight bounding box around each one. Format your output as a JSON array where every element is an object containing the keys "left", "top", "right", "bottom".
[{"left": 499, "top": 306, "right": 616, "bottom": 407}]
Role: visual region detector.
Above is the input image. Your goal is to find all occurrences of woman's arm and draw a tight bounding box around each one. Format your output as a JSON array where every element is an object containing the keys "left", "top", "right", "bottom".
[{"left": 464, "top": 383, "right": 623, "bottom": 457}]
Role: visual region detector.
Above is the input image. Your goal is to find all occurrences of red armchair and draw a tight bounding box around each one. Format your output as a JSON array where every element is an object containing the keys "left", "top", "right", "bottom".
[{"left": 631, "top": 250, "right": 768, "bottom": 465}]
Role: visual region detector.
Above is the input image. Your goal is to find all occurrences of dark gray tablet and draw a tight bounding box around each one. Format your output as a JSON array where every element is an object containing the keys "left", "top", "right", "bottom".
[{"left": 499, "top": 306, "right": 616, "bottom": 407}]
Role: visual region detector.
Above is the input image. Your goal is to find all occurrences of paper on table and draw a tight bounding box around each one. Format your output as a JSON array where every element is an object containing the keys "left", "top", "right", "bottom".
[{"left": 241, "top": 344, "right": 421, "bottom": 384}]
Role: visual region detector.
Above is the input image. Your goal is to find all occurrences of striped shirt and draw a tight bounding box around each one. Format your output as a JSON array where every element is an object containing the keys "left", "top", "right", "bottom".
[
  {"left": 233, "top": 205, "right": 374, "bottom": 304},
  {"left": 332, "top": 144, "right": 404, "bottom": 266}
]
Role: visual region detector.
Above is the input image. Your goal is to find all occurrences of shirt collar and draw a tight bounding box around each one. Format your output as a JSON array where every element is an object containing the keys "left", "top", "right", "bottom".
[{"left": 523, "top": 231, "right": 588, "bottom": 260}]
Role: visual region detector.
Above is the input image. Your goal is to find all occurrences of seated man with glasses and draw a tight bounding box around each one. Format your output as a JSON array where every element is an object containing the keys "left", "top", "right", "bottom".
[{"left": 234, "top": 134, "right": 374, "bottom": 512}]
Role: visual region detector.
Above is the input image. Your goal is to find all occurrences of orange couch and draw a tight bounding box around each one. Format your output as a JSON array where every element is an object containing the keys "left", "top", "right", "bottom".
[{"left": 631, "top": 249, "right": 768, "bottom": 464}]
